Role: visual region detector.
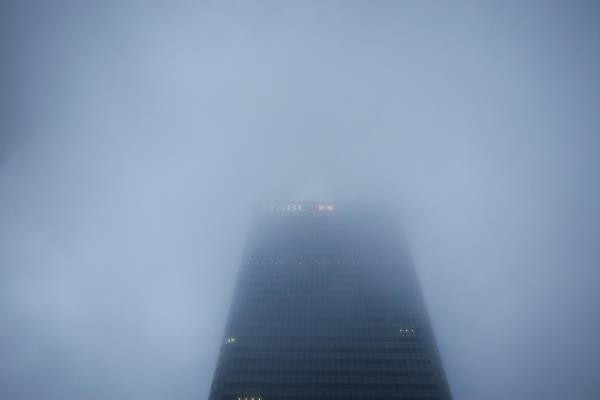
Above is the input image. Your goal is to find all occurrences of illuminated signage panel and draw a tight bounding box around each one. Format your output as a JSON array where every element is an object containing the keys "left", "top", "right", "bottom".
[{"left": 263, "top": 202, "right": 336, "bottom": 213}]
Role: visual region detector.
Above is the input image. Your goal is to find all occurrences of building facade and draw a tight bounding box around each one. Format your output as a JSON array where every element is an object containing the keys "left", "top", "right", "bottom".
[{"left": 209, "top": 202, "right": 452, "bottom": 400}]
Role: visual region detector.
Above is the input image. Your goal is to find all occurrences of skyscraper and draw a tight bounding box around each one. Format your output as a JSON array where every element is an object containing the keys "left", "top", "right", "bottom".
[{"left": 209, "top": 202, "right": 452, "bottom": 400}]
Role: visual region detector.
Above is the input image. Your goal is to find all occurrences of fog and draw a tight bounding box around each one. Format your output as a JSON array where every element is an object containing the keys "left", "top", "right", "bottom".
[{"left": 2, "top": 1, "right": 600, "bottom": 399}]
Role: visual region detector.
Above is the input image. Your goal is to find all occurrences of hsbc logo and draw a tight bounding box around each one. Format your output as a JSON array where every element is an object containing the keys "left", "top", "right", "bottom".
[
  {"left": 263, "top": 203, "right": 336, "bottom": 213},
  {"left": 317, "top": 204, "right": 335, "bottom": 212}
]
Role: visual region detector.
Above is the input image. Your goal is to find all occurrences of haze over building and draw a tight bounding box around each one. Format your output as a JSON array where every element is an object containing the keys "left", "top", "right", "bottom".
[{"left": 209, "top": 202, "right": 452, "bottom": 400}]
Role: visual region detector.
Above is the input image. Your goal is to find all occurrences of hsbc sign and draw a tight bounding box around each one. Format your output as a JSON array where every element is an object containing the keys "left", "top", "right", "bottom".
[
  {"left": 267, "top": 203, "right": 313, "bottom": 212},
  {"left": 263, "top": 203, "right": 336, "bottom": 213}
]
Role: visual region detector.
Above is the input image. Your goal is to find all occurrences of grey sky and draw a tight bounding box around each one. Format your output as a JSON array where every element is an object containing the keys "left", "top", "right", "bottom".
[{"left": 2, "top": 1, "right": 600, "bottom": 399}]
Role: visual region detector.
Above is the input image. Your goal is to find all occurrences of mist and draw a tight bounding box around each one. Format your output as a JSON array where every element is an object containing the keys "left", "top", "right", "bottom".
[{"left": 2, "top": 1, "right": 600, "bottom": 399}]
